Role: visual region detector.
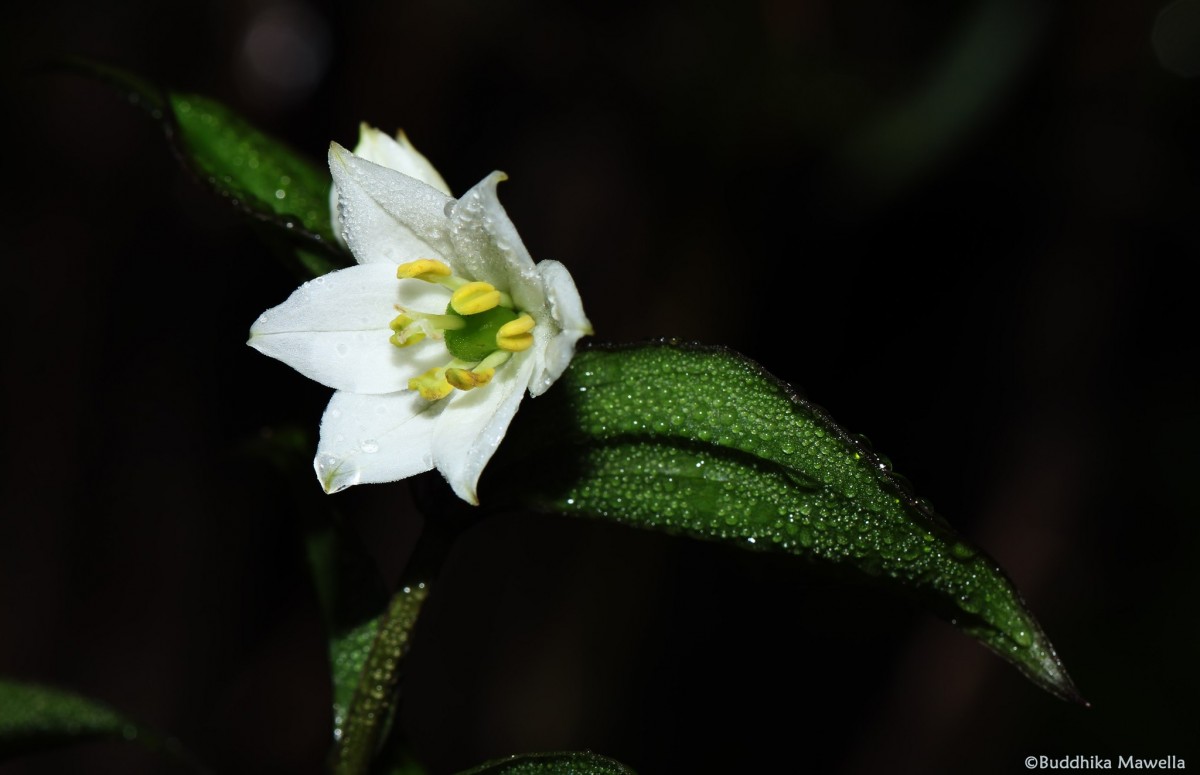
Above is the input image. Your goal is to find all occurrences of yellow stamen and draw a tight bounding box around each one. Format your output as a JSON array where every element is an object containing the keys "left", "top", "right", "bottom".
[
  {"left": 469, "top": 367, "right": 495, "bottom": 386},
  {"left": 445, "top": 368, "right": 484, "bottom": 391},
  {"left": 450, "top": 282, "right": 504, "bottom": 315},
  {"left": 396, "top": 259, "right": 452, "bottom": 281},
  {"left": 389, "top": 329, "right": 426, "bottom": 348},
  {"left": 496, "top": 313, "right": 536, "bottom": 352},
  {"left": 388, "top": 310, "right": 463, "bottom": 350},
  {"left": 409, "top": 368, "right": 454, "bottom": 401}
]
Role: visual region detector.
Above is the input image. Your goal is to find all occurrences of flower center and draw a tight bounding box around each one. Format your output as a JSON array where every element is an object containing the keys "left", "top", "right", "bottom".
[{"left": 389, "top": 259, "right": 535, "bottom": 401}]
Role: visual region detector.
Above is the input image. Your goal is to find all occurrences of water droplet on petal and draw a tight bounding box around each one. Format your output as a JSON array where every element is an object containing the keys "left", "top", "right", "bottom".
[{"left": 360, "top": 439, "right": 380, "bottom": 453}]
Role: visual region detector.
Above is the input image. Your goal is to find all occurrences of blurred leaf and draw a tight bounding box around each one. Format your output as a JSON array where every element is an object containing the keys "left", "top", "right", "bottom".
[
  {"left": 0, "top": 679, "right": 201, "bottom": 770},
  {"left": 58, "top": 59, "right": 351, "bottom": 278},
  {"left": 457, "top": 752, "right": 636, "bottom": 775},
  {"left": 490, "top": 341, "right": 1083, "bottom": 703},
  {"left": 1153, "top": 0, "right": 1200, "bottom": 78},
  {"left": 839, "top": 0, "right": 1049, "bottom": 198},
  {"left": 0, "top": 679, "right": 138, "bottom": 758}
]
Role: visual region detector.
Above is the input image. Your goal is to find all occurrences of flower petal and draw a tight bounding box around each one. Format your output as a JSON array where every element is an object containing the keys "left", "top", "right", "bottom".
[
  {"left": 353, "top": 124, "right": 452, "bottom": 195},
  {"left": 449, "top": 172, "right": 541, "bottom": 308},
  {"left": 315, "top": 390, "right": 446, "bottom": 493},
  {"left": 330, "top": 142, "right": 456, "bottom": 266},
  {"left": 329, "top": 126, "right": 453, "bottom": 243},
  {"left": 527, "top": 259, "right": 593, "bottom": 396},
  {"left": 248, "top": 263, "right": 449, "bottom": 393},
  {"left": 431, "top": 355, "right": 537, "bottom": 504}
]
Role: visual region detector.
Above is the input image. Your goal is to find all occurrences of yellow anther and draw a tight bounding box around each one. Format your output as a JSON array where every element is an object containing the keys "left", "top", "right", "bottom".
[
  {"left": 389, "top": 313, "right": 414, "bottom": 331},
  {"left": 450, "top": 282, "right": 503, "bottom": 315},
  {"left": 496, "top": 313, "right": 536, "bottom": 352},
  {"left": 445, "top": 364, "right": 497, "bottom": 391},
  {"left": 469, "top": 367, "right": 495, "bottom": 386},
  {"left": 409, "top": 368, "right": 454, "bottom": 401},
  {"left": 396, "top": 259, "right": 452, "bottom": 281},
  {"left": 445, "top": 368, "right": 481, "bottom": 391},
  {"left": 389, "top": 329, "right": 425, "bottom": 348},
  {"left": 497, "top": 313, "right": 534, "bottom": 336}
]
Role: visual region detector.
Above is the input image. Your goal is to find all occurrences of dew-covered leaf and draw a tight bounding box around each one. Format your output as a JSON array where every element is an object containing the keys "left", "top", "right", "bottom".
[
  {"left": 169, "top": 93, "right": 338, "bottom": 245},
  {"left": 457, "top": 752, "right": 636, "bottom": 775},
  {"left": 333, "top": 583, "right": 429, "bottom": 775},
  {"left": 236, "top": 424, "right": 405, "bottom": 756},
  {"left": 239, "top": 424, "right": 438, "bottom": 774},
  {"left": 489, "top": 341, "right": 1083, "bottom": 703}
]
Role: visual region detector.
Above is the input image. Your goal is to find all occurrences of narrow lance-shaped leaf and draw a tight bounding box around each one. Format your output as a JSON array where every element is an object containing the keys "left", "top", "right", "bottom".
[
  {"left": 239, "top": 424, "right": 443, "bottom": 775},
  {"left": 333, "top": 583, "right": 429, "bottom": 775},
  {"left": 0, "top": 679, "right": 201, "bottom": 770},
  {"left": 456, "top": 752, "right": 637, "bottom": 775},
  {"left": 0, "top": 679, "right": 140, "bottom": 758},
  {"left": 236, "top": 425, "right": 411, "bottom": 755},
  {"left": 488, "top": 342, "right": 1083, "bottom": 703},
  {"left": 58, "top": 59, "right": 351, "bottom": 278}
]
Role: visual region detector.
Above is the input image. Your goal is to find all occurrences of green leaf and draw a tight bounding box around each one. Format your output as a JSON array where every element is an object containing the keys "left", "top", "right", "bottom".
[
  {"left": 235, "top": 425, "right": 399, "bottom": 754},
  {"left": 457, "top": 752, "right": 636, "bottom": 775},
  {"left": 169, "top": 93, "right": 337, "bottom": 242},
  {"left": 0, "top": 679, "right": 139, "bottom": 757},
  {"left": 237, "top": 424, "right": 441, "bottom": 774},
  {"left": 333, "top": 584, "right": 430, "bottom": 775},
  {"left": 57, "top": 59, "right": 351, "bottom": 278},
  {"left": 489, "top": 341, "right": 1083, "bottom": 703},
  {"left": 0, "top": 679, "right": 201, "bottom": 771},
  {"left": 318, "top": 523, "right": 404, "bottom": 754}
]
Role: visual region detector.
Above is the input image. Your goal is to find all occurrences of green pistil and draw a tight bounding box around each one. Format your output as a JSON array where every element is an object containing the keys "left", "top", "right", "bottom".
[{"left": 443, "top": 304, "right": 520, "bottom": 362}]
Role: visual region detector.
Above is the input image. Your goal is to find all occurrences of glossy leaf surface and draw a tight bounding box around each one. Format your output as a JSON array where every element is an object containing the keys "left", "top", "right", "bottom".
[{"left": 491, "top": 342, "right": 1082, "bottom": 703}]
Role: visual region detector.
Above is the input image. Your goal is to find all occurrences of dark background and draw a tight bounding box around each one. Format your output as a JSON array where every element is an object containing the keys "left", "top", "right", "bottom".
[{"left": 3, "top": 1, "right": 1199, "bottom": 773}]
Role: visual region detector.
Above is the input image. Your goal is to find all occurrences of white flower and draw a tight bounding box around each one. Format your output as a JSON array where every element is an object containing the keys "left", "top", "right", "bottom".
[{"left": 248, "top": 125, "right": 591, "bottom": 504}]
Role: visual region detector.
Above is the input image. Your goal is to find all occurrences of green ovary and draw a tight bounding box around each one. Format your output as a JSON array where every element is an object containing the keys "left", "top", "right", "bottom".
[{"left": 443, "top": 304, "right": 519, "bottom": 362}]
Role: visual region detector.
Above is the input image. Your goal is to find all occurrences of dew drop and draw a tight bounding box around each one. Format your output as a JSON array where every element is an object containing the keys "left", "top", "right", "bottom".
[
  {"left": 360, "top": 439, "right": 380, "bottom": 454},
  {"left": 958, "top": 592, "right": 982, "bottom": 614},
  {"left": 336, "top": 343, "right": 349, "bottom": 356},
  {"left": 950, "top": 541, "right": 976, "bottom": 560}
]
